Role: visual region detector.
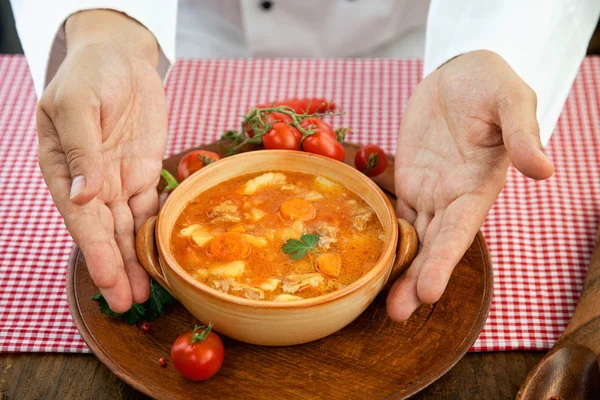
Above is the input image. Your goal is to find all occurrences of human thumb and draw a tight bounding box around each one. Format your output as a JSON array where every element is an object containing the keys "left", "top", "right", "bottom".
[{"left": 495, "top": 80, "right": 554, "bottom": 181}]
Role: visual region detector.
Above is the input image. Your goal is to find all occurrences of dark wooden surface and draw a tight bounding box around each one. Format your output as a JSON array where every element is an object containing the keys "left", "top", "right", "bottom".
[
  {"left": 61, "top": 142, "right": 492, "bottom": 399},
  {"left": 0, "top": 352, "right": 544, "bottom": 399}
]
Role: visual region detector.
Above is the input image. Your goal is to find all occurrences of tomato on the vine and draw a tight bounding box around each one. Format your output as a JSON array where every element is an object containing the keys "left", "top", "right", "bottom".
[
  {"left": 177, "top": 150, "right": 221, "bottom": 181},
  {"left": 171, "top": 324, "right": 224, "bottom": 381},
  {"left": 257, "top": 98, "right": 335, "bottom": 114},
  {"left": 302, "top": 131, "right": 345, "bottom": 162},
  {"left": 244, "top": 112, "right": 292, "bottom": 138},
  {"left": 355, "top": 144, "right": 387, "bottom": 177},
  {"left": 299, "top": 117, "right": 335, "bottom": 139},
  {"left": 263, "top": 122, "right": 303, "bottom": 150}
]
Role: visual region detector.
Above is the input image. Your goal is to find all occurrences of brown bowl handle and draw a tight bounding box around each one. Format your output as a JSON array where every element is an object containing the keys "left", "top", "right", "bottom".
[
  {"left": 136, "top": 216, "right": 174, "bottom": 296},
  {"left": 385, "top": 218, "right": 419, "bottom": 285}
]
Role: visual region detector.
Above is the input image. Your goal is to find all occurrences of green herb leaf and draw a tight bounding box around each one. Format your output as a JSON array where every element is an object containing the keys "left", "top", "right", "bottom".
[
  {"left": 91, "top": 280, "right": 177, "bottom": 325},
  {"left": 144, "top": 280, "right": 178, "bottom": 321},
  {"left": 282, "top": 233, "right": 320, "bottom": 260},
  {"left": 220, "top": 130, "right": 241, "bottom": 140},
  {"left": 161, "top": 169, "right": 179, "bottom": 193}
]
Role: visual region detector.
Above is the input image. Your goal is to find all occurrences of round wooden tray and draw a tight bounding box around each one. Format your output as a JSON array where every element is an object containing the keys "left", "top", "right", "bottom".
[{"left": 67, "top": 142, "right": 493, "bottom": 399}]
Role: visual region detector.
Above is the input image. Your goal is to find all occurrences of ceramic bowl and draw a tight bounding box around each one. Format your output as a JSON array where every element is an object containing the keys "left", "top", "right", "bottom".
[{"left": 136, "top": 150, "right": 417, "bottom": 346}]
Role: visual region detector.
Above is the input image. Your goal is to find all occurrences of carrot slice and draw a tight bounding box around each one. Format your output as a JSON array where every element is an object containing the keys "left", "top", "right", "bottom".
[
  {"left": 316, "top": 253, "right": 341, "bottom": 277},
  {"left": 209, "top": 232, "right": 250, "bottom": 261},
  {"left": 279, "top": 198, "right": 316, "bottom": 221}
]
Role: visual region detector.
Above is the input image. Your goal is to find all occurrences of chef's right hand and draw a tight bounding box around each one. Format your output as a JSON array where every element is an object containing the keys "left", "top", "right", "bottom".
[{"left": 36, "top": 9, "right": 168, "bottom": 312}]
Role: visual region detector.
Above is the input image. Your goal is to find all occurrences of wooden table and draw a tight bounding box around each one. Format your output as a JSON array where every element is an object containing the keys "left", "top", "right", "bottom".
[{"left": 0, "top": 352, "right": 543, "bottom": 399}]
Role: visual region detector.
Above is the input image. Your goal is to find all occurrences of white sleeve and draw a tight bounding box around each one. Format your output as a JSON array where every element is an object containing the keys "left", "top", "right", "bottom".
[
  {"left": 10, "top": 0, "right": 177, "bottom": 98},
  {"left": 424, "top": 0, "right": 600, "bottom": 146}
]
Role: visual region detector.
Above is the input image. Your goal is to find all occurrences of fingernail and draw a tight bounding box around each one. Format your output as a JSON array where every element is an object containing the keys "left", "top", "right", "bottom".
[{"left": 70, "top": 176, "right": 86, "bottom": 199}]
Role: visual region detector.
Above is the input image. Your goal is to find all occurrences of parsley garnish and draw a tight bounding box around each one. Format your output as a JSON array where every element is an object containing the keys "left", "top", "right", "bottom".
[
  {"left": 91, "top": 279, "right": 177, "bottom": 325},
  {"left": 282, "top": 233, "right": 319, "bottom": 260}
]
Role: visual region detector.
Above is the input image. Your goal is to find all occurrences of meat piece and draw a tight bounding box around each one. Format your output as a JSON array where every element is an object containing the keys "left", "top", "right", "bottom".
[
  {"left": 325, "top": 280, "right": 346, "bottom": 292},
  {"left": 207, "top": 200, "right": 241, "bottom": 224},
  {"left": 243, "top": 172, "right": 287, "bottom": 195},
  {"left": 316, "top": 223, "right": 338, "bottom": 250},
  {"left": 211, "top": 279, "right": 265, "bottom": 300},
  {"left": 282, "top": 273, "right": 325, "bottom": 294},
  {"left": 192, "top": 269, "right": 209, "bottom": 280},
  {"left": 211, "top": 279, "right": 231, "bottom": 292},
  {"left": 352, "top": 209, "right": 373, "bottom": 231},
  {"left": 230, "top": 282, "right": 265, "bottom": 300},
  {"left": 273, "top": 294, "right": 303, "bottom": 302},
  {"left": 210, "top": 214, "right": 241, "bottom": 224},
  {"left": 209, "top": 200, "right": 238, "bottom": 215}
]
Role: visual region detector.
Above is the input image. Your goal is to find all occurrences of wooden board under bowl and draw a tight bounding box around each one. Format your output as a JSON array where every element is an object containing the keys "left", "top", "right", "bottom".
[{"left": 67, "top": 141, "right": 493, "bottom": 400}]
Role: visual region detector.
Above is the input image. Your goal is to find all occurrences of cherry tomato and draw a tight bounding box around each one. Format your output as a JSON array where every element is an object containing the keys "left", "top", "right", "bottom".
[
  {"left": 302, "top": 131, "right": 345, "bottom": 162},
  {"left": 171, "top": 324, "right": 224, "bottom": 381},
  {"left": 177, "top": 150, "right": 221, "bottom": 181},
  {"left": 262, "top": 122, "right": 303, "bottom": 150},
  {"left": 299, "top": 118, "right": 335, "bottom": 138},
  {"left": 355, "top": 144, "right": 387, "bottom": 177},
  {"left": 245, "top": 112, "right": 292, "bottom": 138},
  {"left": 257, "top": 98, "right": 335, "bottom": 114}
]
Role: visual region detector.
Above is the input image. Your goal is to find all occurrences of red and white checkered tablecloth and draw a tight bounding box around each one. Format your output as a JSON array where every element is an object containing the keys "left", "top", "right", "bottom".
[{"left": 1, "top": 55, "right": 599, "bottom": 353}]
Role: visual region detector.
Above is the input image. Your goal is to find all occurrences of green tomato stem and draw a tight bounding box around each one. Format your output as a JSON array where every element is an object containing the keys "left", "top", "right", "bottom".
[{"left": 190, "top": 323, "right": 213, "bottom": 345}]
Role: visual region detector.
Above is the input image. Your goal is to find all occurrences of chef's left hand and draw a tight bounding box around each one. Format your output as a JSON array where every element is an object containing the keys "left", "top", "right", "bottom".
[{"left": 387, "top": 50, "right": 554, "bottom": 321}]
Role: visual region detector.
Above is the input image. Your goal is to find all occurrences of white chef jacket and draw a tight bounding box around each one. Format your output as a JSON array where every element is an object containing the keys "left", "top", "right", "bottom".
[{"left": 10, "top": 0, "right": 600, "bottom": 146}]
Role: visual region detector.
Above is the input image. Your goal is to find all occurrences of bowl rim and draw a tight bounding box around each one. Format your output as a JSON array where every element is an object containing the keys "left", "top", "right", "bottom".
[{"left": 156, "top": 150, "right": 399, "bottom": 309}]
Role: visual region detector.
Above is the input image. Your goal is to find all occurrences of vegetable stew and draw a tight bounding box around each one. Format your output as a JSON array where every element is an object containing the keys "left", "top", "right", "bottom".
[{"left": 170, "top": 171, "right": 385, "bottom": 301}]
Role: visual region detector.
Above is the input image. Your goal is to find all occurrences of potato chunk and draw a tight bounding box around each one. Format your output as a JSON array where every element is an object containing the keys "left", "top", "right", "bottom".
[
  {"left": 192, "top": 229, "right": 213, "bottom": 247},
  {"left": 299, "top": 191, "right": 324, "bottom": 201},
  {"left": 243, "top": 172, "right": 287, "bottom": 195},
  {"left": 260, "top": 278, "right": 281, "bottom": 291},
  {"left": 180, "top": 224, "right": 202, "bottom": 237},
  {"left": 274, "top": 221, "right": 305, "bottom": 242},
  {"left": 315, "top": 175, "right": 340, "bottom": 191},
  {"left": 245, "top": 208, "right": 266, "bottom": 221},
  {"left": 209, "top": 260, "right": 245, "bottom": 278},
  {"left": 244, "top": 234, "right": 268, "bottom": 247}
]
